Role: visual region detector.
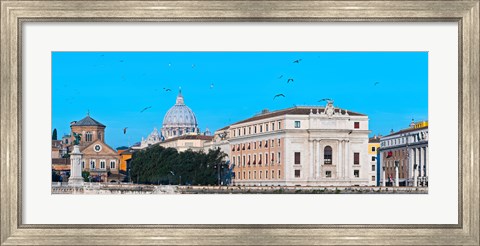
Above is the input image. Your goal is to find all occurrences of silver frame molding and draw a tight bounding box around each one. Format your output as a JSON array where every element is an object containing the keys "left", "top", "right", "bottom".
[{"left": 1, "top": 1, "right": 479, "bottom": 245}]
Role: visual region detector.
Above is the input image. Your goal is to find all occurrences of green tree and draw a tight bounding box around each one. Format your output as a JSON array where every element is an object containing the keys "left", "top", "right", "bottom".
[
  {"left": 52, "top": 128, "right": 57, "bottom": 140},
  {"left": 52, "top": 170, "right": 62, "bottom": 182},
  {"left": 130, "top": 146, "right": 227, "bottom": 185},
  {"left": 82, "top": 171, "right": 90, "bottom": 182}
]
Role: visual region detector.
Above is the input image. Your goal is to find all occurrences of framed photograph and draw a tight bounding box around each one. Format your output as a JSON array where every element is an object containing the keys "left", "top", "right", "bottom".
[{"left": 1, "top": 0, "right": 478, "bottom": 245}]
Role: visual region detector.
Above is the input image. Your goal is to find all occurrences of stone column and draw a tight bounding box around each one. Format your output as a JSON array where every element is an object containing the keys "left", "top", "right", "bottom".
[
  {"left": 68, "top": 145, "right": 84, "bottom": 187},
  {"left": 418, "top": 147, "right": 423, "bottom": 186},
  {"left": 345, "top": 140, "right": 350, "bottom": 179},
  {"left": 308, "top": 140, "right": 315, "bottom": 179},
  {"left": 341, "top": 140, "right": 346, "bottom": 179},
  {"left": 394, "top": 161, "right": 399, "bottom": 187},
  {"left": 425, "top": 146, "right": 429, "bottom": 186},
  {"left": 417, "top": 147, "right": 422, "bottom": 177},
  {"left": 316, "top": 140, "right": 321, "bottom": 178},
  {"left": 337, "top": 140, "right": 342, "bottom": 179},
  {"left": 413, "top": 163, "right": 418, "bottom": 187},
  {"left": 382, "top": 166, "right": 386, "bottom": 186}
]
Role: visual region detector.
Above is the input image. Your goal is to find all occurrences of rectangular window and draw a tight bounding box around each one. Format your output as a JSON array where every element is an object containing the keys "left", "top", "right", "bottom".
[
  {"left": 266, "top": 124, "right": 269, "bottom": 131},
  {"left": 371, "top": 176, "right": 375, "bottom": 181},
  {"left": 371, "top": 165, "right": 375, "bottom": 171},
  {"left": 278, "top": 152, "right": 281, "bottom": 163},
  {"left": 278, "top": 121, "right": 281, "bottom": 129},
  {"left": 371, "top": 156, "right": 376, "bottom": 161},
  {"left": 354, "top": 122, "right": 360, "bottom": 129},
  {"left": 354, "top": 170, "right": 360, "bottom": 178},
  {"left": 294, "top": 121, "right": 301, "bottom": 128},
  {"left": 266, "top": 170, "right": 269, "bottom": 179},
  {"left": 254, "top": 171, "right": 257, "bottom": 179},
  {"left": 254, "top": 142, "right": 256, "bottom": 149},
  {"left": 254, "top": 126, "right": 257, "bottom": 133},
  {"left": 100, "top": 161, "right": 106, "bottom": 169},
  {"left": 294, "top": 152, "right": 301, "bottom": 164},
  {"left": 326, "top": 171, "right": 332, "bottom": 178},
  {"left": 81, "top": 161, "right": 85, "bottom": 169},
  {"left": 354, "top": 152, "right": 360, "bottom": 164},
  {"left": 278, "top": 139, "right": 281, "bottom": 146},
  {"left": 260, "top": 125, "right": 263, "bottom": 132},
  {"left": 272, "top": 170, "right": 275, "bottom": 179},
  {"left": 278, "top": 170, "right": 281, "bottom": 179},
  {"left": 110, "top": 160, "right": 116, "bottom": 169},
  {"left": 294, "top": 170, "right": 301, "bottom": 178},
  {"left": 371, "top": 146, "right": 376, "bottom": 152},
  {"left": 260, "top": 171, "right": 262, "bottom": 179},
  {"left": 272, "top": 123, "right": 275, "bottom": 131},
  {"left": 237, "top": 172, "right": 240, "bottom": 180},
  {"left": 90, "top": 160, "right": 95, "bottom": 169},
  {"left": 271, "top": 139, "right": 274, "bottom": 147},
  {"left": 243, "top": 171, "right": 245, "bottom": 179}
]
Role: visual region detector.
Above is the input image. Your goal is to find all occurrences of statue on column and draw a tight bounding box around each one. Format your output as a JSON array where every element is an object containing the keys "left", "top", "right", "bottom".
[{"left": 68, "top": 145, "right": 84, "bottom": 187}]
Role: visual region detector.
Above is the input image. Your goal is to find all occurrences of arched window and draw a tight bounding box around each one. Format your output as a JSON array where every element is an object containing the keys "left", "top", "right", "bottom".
[
  {"left": 98, "top": 132, "right": 102, "bottom": 141},
  {"left": 86, "top": 132, "right": 92, "bottom": 142},
  {"left": 324, "top": 146, "right": 332, "bottom": 164}
]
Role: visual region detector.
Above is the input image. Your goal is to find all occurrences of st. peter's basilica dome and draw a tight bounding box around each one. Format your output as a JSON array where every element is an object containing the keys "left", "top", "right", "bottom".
[{"left": 161, "top": 89, "right": 199, "bottom": 139}]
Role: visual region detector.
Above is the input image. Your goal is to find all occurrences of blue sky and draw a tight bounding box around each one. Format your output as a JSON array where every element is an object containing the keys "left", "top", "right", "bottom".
[{"left": 52, "top": 52, "right": 428, "bottom": 149}]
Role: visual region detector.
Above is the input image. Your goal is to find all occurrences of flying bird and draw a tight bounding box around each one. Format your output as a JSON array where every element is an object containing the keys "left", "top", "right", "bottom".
[
  {"left": 140, "top": 106, "right": 152, "bottom": 113},
  {"left": 278, "top": 75, "right": 283, "bottom": 79},
  {"left": 287, "top": 78, "right": 294, "bottom": 83},
  {"left": 318, "top": 98, "right": 333, "bottom": 102},
  {"left": 293, "top": 59, "right": 302, "bottom": 63},
  {"left": 192, "top": 64, "right": 196, "bottom": 68},
  {"left": 273, "top": 94, "right": 285, "bottom": 100},
  {"left": 119, "top": 60, "right": 124, "bottom": 63},
  {"left": 163, "top": 88, "right": 172, "bottom": 92},
  {"left": 123, "top": 127, "right": 128, "bottom": 134},
  {"left": 374, "top": 82, "right": 380, "bottom": 86}
]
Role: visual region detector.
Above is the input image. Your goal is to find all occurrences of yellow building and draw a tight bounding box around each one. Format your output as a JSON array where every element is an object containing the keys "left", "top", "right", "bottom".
[
  {"left": 118, "top": 149, "right": 133, "bottom": 172},
  {"left": 368, "top": 136, "right": 380, "bottom": 186}
]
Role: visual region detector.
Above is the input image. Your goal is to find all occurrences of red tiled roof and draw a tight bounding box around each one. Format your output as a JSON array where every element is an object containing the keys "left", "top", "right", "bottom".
[{"left": 231, "top": 106, "right": 365, "bottom": 126}]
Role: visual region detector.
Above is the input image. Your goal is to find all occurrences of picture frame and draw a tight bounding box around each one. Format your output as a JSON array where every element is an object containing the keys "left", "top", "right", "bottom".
[{"left": 1, "top": 0, "right": 478, "bottom": 245}]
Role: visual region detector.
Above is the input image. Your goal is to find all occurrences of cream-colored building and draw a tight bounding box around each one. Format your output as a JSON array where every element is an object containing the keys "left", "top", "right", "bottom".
[
  {"left": 219, "top": 102, "right": 371, "bottom": 186},
  {"left": 157, "top": 135, "right": 213, "bottom": 152}
]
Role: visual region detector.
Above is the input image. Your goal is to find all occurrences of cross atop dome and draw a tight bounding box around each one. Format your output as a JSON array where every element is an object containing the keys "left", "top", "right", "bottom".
[{"left": 176, "top": 87, "right": 184, "bottom": 105}]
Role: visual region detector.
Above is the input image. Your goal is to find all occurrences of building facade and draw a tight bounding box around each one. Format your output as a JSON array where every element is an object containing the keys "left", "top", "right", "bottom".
[
  {"left": 379, "top": 120, "right": 429, "bottom": 187},
  {"left": 225, "top": 102, "right": 371, "bottom": 186},
  {"left": 368, "top": 136, "right": 380, "bottom": 186},
  {"left": 157, "top": 135, "right": 214, "bottom": 152},
  {"left": 69, "top": 114, "right": 120, "bottom": 182}
]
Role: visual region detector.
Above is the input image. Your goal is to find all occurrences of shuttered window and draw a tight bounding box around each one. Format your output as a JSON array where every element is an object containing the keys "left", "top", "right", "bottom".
[
  {"left": 294, "top": 152, "right": 301, "bottom": 164},
  {"left": 354, "top": 152, "right": 360, "bottom": 164}
]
